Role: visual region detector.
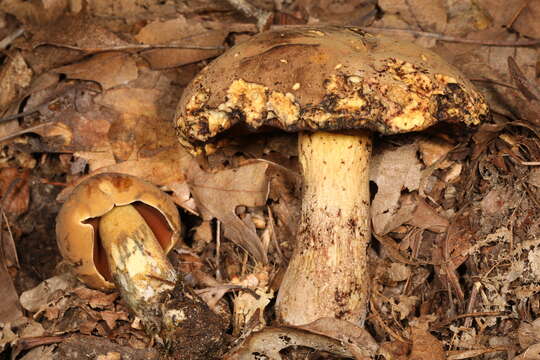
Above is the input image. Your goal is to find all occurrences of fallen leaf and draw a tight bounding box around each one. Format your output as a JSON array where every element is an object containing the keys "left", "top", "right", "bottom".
[
  {"left": 370, "top": 144, "right": 423, "bottom": 235},
  {"left": 300, "top": 317, "right": 379, "bottom": 358},
  {"left": 0, "top": 50, "right": 32, "bottom": 116},
  {"left": 0, "top": 253, "right": 23, "bottom": 323},
  {"left": 188, "top": 162, "right": 270, "bottom": 263},
  {"left": 0, "top": 168, "right": 30, "bottom": 216},
  {"left": 19, "top": 273, "right": 78, "bottom": 313},
  {"left": 418, "top": 137, "right": 454, "bottom": 169},
  {"left": 28, "top": 14, "right": 128, "bottom": 51},
  {"left": 233, "top": 287, "right": 273, "bottom": 336},
  {"left": 511, "top": 0, "right": 540, "bottom": 38},
  {"left": 57, "top": 145, "right": 194, "bottom": 202},
  {"left": 408, "top": 318, "right": 445, "bottom": 360},
  {"left": 135, "top": 17, "right": 226, "bottom": 69},
  {"left": 223, "top": 326, "right": 353, "bottom": 359},
  {"left": 53, "top": 52, "right": 138, "bottom": 90},
  {"left": 18, "top": 344, "right": 54, "bottom": 360}
]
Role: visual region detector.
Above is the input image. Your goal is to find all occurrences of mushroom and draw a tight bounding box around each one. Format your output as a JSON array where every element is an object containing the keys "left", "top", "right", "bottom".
[
  {"left": 56, "top": 173, "right": 224, "bottom": 356},
  {"left": 174, "top": 27, "right": 489, "bottom": 326}
]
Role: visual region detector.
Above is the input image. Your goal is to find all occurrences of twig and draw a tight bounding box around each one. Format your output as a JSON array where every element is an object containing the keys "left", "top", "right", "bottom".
[
  {"left": 40, "top": 42, "right": 225, "bottom": 54},
  {"left": 506, "top": 0, "right": 531, "bottom": 29},
  {"left": 431, "top": 311, "right": 508, "bottom": 330},
  {"left": 359, "top": 26, "right": 540, "bottom": 47},
  {"left": 195, "top": 284, "right": 260, "bottom": 299},
  {"left": 215, "top": 220, "right": 222, "bottom": 281},
  {"left": 269, "top": 24, "right": 540, "bottom": 46},
  {"left": 0, "top": 28, "right": 24, "bottom": 51},
  {"left": 0, "top": 122, "right": 53, "bottom": 143},
  {"left": 463, "top": 282, "right": 481, "bottom": 328}
]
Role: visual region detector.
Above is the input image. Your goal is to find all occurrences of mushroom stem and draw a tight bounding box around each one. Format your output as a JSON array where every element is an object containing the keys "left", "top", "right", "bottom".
[
  {"left": 99, "top": 204, "right": 177, "bottom": 325},
  {"left": 276, "top": 130, "right": 372, "bottom": 326}
]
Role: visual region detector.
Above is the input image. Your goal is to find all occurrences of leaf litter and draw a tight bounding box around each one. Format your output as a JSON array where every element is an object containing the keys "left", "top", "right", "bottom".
[{"left": 0, "top": 0, "right": 540, "bottom": 359}]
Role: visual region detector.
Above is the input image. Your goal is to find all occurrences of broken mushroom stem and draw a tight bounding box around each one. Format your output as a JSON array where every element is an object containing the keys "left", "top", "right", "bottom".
[
  {"left": 276, "top": 130, "right": 372, "bottom": 325},
  {"left": 98, "top": 203, "right": 178, "bottom": 330}
]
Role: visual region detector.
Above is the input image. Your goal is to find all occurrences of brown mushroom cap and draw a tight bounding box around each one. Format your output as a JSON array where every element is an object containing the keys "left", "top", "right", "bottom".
[
  {"left": 56, "top": 173, "right": 181, "bottom": 290},
  {"left": 175, "top": 26, "right": 489, "bottom": 154}
]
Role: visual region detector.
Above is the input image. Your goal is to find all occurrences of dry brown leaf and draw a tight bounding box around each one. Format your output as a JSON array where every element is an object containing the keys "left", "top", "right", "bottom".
[
  {"left": 0, "top": 168, "right": 30, "bottom": 216},
  {"left": 407, "top": 196, "right": 449, "bottom": 233},
  {"left": 527, "top": 167, "right": 540, "bottom": 188},
  {"left": 135, "top": 17, "right": 226, "bottom": 69},
  {"left": 18, "top": 345, "right": 55, "bottom": 360},
  {"left": 518, "top": 319, "right": 540, "bottom": 350},
  {"left": 57, "top": 145, "right": 194, "bottom": 201},
  {"left": 55, "top": 334, "right": 159, "bottom": 360},
  {"left": 300, "top": 317, "right": 379, "bottom": 358},
  {"left": 19, "top": 273, "right": 78, "bottom": 313},
  {"left": 0, "top": 51, "right": 32, "bottom": 115},
  {"left": 0, "top": 0, "right": 68, "bottom": 25},
  {"left": 53, "top": 52, "right": 138, "bottom": 90},
  {"left": 188, "top": 162, "right": 270, "bottom": 263},
  {"left": 223, "top": 326, "right": 353, "bottom": 359},
  {"left": 100, "top": 310, "right": 129, "bottom": 330},
  {"left": 418, "top": 137, "right": 454, "bottom": 169},
  {"left": 0, "top": 255, "right": 23, "bottom": 324},
  {"left": 513, "top": 1, "right": 540, "bottom": 38},
  {"left": 480, "top": 186, "right": 512, "bottom": 216},
  {"left": 71, "top": 287, "right": 118, "bottom": 309},
  {"left": 408, "top": 318, "right": 445, "bottom": 360},
  {"left": 232, "top": 287, "right": 273, "bottom": 336},
  {"left": 370, "top": 144, "right": 423, "bottom": 235},
  {"left": 28, "top": 14, "right": 128, "bottom": 50},
  {"left": 95, "top": 88, "right": 162, "bottom": 118}
]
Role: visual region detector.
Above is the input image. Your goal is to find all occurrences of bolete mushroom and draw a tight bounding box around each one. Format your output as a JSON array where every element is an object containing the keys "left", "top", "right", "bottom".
[
  {"left": 56, "top": 173, "right": 224, "bottom": 356},
  {"left": 174, "top": 27, "right": 489, "bottom": 326}
]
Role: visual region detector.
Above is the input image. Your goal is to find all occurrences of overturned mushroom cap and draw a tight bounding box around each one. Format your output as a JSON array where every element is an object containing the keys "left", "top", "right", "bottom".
[
  {"left": 56, "top": 173, "right": 181, "bottom": 290},
  {"left": 175, "top": 26, "right": 489, "bottom": 154}
]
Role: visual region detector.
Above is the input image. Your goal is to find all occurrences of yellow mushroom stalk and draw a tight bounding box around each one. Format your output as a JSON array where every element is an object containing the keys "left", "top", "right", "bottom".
[
  {"left": 98, "top": 204, "right": 177, "bottom": 324},
  {"left": 276, "top": 131, "right": 372, "bottom": 324}
]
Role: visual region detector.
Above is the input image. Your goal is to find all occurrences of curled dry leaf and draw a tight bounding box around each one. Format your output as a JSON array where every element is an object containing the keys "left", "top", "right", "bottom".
[
  {"left": 224, "top": 327, "right": 352, "bottom": 359},
  {"left": 188, "top": 162, "right": 270, "bottom": 263},
  {"left": 225, "top": 317, "right": 377, "bottom": 359}
]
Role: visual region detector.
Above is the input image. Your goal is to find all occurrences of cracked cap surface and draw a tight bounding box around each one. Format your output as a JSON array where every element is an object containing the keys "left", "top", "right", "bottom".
[{"left": 175, "top": 26, "right": 489, "bottom": 154}]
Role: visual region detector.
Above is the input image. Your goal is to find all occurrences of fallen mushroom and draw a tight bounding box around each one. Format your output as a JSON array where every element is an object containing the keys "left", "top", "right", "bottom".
[
  {"left": 174, "top": 27, "right": 489, "bottom": 325},
  {"left": 56, "top": 173, "right": 225, "bottom": 357}
]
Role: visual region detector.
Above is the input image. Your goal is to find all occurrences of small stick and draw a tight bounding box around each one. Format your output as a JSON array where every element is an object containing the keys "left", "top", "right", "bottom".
[
  {"left": 0, "top": 28, "right": 24, "bottom": 51},
  {"left": 40, "top": 42, "right": 225, "bottom": 54}
]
